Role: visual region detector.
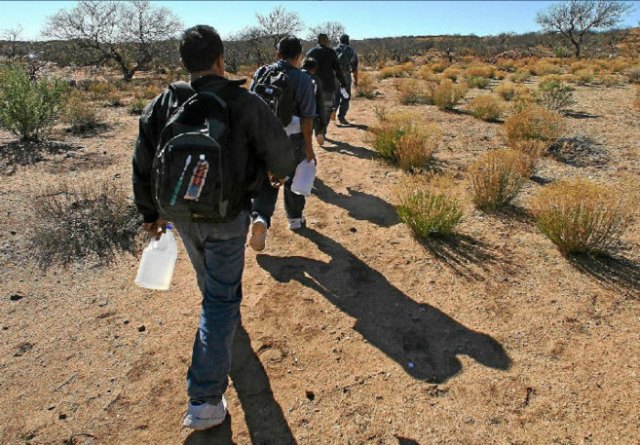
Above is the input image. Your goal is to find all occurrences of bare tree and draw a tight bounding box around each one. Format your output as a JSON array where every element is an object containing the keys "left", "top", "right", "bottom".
[
  {"left": 2, "top": 24, "right": 24, "bottom": 59},
  {"left": 43, "top": 0, "right": 182, "bottom": 81},
  {"left": 255, "top": 6, "right": 304, "bottom": 48},
  {"left": 536, "top": 0, "right": 633, "bottom": 57},
  {"left": 307, "top": 21, "right": 346, "bottom": 44}
]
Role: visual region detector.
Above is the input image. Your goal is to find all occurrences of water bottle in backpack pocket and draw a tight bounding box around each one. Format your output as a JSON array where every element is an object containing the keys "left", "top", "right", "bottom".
[{"left": 153, "top": 89, "right": 237, "bottom": 223}]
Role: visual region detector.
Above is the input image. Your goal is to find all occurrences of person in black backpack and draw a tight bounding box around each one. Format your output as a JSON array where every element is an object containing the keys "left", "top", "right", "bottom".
[
  {"left": 305, "top": 33, "right": 347, "bottom": 143},
  {"left": 334, "top": 34, "right": 359, "bottom": 125},
  {"left": 132, "top": 25, "right": 295, "bottom": 431},
  {"left": 248, "top": 36, "right": 316, "bottom": 251}
]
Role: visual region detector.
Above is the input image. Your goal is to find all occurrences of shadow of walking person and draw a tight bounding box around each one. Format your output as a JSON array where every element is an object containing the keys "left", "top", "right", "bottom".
[
  {"left": 256, "top": 228, "right": 511, "bottom": 383},
  {"left": 322, "top": 137, "right": 376, "bottom": 160},
  {"left": 313, "top": 178, "right": 398, "bottom": 228},
  {"left": 184, "top": 323, "right": 297, "bottom": 445}
]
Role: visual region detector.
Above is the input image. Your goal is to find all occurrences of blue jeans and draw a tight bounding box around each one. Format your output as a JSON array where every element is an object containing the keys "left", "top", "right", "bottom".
[
  {"left": 174, "top": 210, "right": 250, "bottom": 403},
  {"left": 251, "top": 136, "right": 306, "bottom": 228}
]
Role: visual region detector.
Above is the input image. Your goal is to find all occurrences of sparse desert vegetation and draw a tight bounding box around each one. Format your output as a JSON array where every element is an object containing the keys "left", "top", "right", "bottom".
[{"left": 2, "top": 2, "right": 640, "bottom": 444}]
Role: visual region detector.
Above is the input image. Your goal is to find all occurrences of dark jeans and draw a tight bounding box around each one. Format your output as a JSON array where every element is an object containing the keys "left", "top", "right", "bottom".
[
  {"left": 318, "top": 90, "right": 335, "bottom": 135},
  {"left": 334, "top": 79, "right": 351, "bottom": 120},
  {"left": 251, "top": 135, "right": 306, "bottom": 227},
  {"left": 173, "top": 210, "right": 250, "bottom": 403}
]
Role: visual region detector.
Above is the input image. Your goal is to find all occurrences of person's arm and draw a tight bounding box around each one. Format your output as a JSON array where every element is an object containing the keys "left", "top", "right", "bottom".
[
  {"left": 296, "top": 73, "right": 317, "bottom": 163},
  {"left": 352, "top": 50, "right": 359, "bottom": 87},
  {"left": 247, "top": 93, "right": 296, "bottom": 179},
  {"left": 332, "top": 50, "right": 347, "bottom": 88},
  {"left": 132, "top": 96, "right": 166, "bottom": 237},
  {"left": 302, "top": 117, "right": 314, "bottom": 162}
]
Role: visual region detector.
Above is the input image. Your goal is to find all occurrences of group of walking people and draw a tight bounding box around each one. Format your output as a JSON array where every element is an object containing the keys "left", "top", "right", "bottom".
[{"left": 132, "top": 25, "right": 358, "bottom": 430}]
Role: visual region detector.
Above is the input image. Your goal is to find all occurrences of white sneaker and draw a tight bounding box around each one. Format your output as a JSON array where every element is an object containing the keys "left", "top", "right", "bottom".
[
  {"left": 183, "top": 396, "right": 227, "bottom": 430},
  {"left": 316, "top": 134, "right": 325, "bottom": 146},
  {"left": 287, "top": 216, "right": 306, "bottom": 230},
  {"left": 249, "top": 217, "right": 268, "bottom": 252}
]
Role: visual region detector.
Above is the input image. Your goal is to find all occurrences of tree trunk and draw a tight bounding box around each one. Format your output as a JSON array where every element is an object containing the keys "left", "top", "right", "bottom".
[{"left": 573, "top": 41, "right": 581, "bottom": 58}]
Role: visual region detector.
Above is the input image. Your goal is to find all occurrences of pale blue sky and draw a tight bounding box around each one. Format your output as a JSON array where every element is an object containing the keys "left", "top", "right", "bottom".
[{"left": 2, "top": 1, "right": 639, "bottom": 40}]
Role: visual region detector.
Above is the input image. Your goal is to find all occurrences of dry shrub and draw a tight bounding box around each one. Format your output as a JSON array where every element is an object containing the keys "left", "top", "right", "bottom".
[
  {"left": 467, "top": 76, "right": 490, "bottom": 89},
  {"left": 397, "top": 188, "right": 463, "bottom": 238},
  {"left": 396, "top": 79, "right": 434, "bottom": 105},
  {"left": 609, "top": 59, "right": 629, "bottom": 74},
  {"left": 494, "top": 70, "right": 508, "bottom": 80},
  {"left": 510, "top": 69, "right": 532, "bottom": 83},
  {"left": 505, "top": 104, "right": 564, "bottom": 148},
  {"left": 568, "top": 60, "right": 591, "bottom": 74},
  {"left": 496, "top": 58, "right": 517, "bottom": 72},
  {"left": 599, "top": 75, "right": 625, "bottom": 88},
  {"left": 465, "top": 65, "right": 495, "bottom": 79},
  {"left": 30, "top": 182, "right": 142, "bottom": 268},
  {"left": 511, "top": 140, "right": 549, "bottom": 159},
  {"left": 433, "top": 79, "right": 467, "bottom": 110},
  {"left": 356, "top": 72, "right": 376, "bottom": 99},
  {"left": 368, "top": 110, "right": 441, "bottom": 170},
  {"left": 495, "top": 82, "right": 518, "bottom": 101},
  {"left": 634, "top": 87, "right": 640, "bottom": 111},
  {"left": 530, "top": 179, "right": 629, "bottom": 255},
  {"left": 379, "top": 62, "right": 415, "bottom": 79},
  {"left": 62, "top": 93, "right": 101, "bottom": 134},
  {"left": 627, "top": 68, "right": 640, "bottom": 84},
  {"left": 467, "top": 94, "right": 504, "bottom": 121},
  {"left": 442, "top": 68, "right": 460, "bottom": 81},
  {"left": 134, "top": 84, "right": 161, "bottom": 101},
  {"left": 469, "top": 149, "right": 533, "bottom": 209},
  {"left": 572, "top": 69, "right": 594, "bottom": 85},
  {"left": 82, "top": 80, "right": 117, "bottom": 101},
  {"left": 532, "top": 60, "right": 563, "bottom": 76},
  {"left": 129, "top": 97, "right": 147, "bottom": 115},
  {"left": 418, "top": 65, "right": 435, "bottom": 81},
  {"left": 430, "top": 61, "right": 449, "bottom": 73}
]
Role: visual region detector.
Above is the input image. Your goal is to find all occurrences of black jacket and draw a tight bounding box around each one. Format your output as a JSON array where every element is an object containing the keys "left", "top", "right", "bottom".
[
  {"left": 305, "top": 45, "right": 346, "bottom": 93},
  {"left": 132, "top": 75, "right": 296, "bottom": 223}
]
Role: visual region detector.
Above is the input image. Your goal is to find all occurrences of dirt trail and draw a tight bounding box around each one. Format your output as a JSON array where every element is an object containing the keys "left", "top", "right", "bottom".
[{"left": 1, "top": 79, "right": 639, "bottom": 445}]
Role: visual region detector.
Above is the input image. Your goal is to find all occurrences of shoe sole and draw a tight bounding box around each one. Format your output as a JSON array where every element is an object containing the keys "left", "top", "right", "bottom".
[
  {"left": 183, "top": 414, "right": 226, "bottom": 430},
  {"left": 249, "top": 222, "right": 267, "bottom": 252}
]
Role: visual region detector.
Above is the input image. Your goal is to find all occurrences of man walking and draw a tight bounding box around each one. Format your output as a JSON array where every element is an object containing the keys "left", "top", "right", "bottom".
[
  {"left": 334, "top": 34, "right": 359, "bottom": 125},
  {"left": 248, "top": 36, "right": 316, "bottom": 251},
  {"left": 132, "top": 25, "right": 295, "bottom": 430},
  {"left": 305, "top": 33, "right": 346, "bottom": 144}
]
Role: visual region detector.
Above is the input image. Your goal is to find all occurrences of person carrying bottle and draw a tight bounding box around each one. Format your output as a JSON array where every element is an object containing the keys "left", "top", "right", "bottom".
[
  {"left": 305, "top": 33, "right": 347, "bottom": 143},
  {"left": 334, "top": 34, "right": 359, "bottom": 125},
  {"left": 247, "top": 36, "right": 316, "bottom": 252},
  {"left": 132, "top": 25, "right": 295, "bottom": 430}
]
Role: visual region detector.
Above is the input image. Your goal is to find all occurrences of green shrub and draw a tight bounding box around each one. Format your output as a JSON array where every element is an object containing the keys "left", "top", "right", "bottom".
[
  {"left": 397, "top": 190, "right": 463, "bottom": 237},
  {"left": 63, "top": 93, "right": 101, "bottom": 134},
  {"left": 467, "top": 76, "right": 490, "bottom": 89},
  {"left": 0, "top": 65, "right": 68, "bottom": 141},
  {"left": 538, "top": 79, "right": 575, "bottom": 111},
  {"left": 531, "top": 179, "right": 629, "bottom": 255}
]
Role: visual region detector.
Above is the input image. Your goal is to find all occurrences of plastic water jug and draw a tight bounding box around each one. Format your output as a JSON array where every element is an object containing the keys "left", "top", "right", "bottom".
[
  {"left": 134, "top": 226, "right": 178, "bottom": 291},
  {"left": 291, "top": 159, "right": 316, "bottom": 196},
  {"left": 340, "top": 87, "right": 350, "bottom": 100}
]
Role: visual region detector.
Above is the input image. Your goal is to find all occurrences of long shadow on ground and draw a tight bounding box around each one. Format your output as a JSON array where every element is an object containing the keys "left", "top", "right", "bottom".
[
  {"left": 323, "top": 137, "right": 376, "bottom": 160},
  {"left": 257, "top": 228, "right": 511, "bottom": 383},
  {"left": 570, "top": 253, "right": 640, "bottom": 297},
  {"left": 0, "top": 140, "right": 82, "bottom": 166},
  {"left": 184, "top": 322, "right": 296, "bottom": 445},
  {"left": 313, "top": 178, "right": 398, "bottom": 228}
]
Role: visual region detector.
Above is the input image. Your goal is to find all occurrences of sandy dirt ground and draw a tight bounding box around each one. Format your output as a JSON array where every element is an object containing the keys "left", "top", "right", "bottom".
[{"left": 1, "top": 72, "right": 639, "bottom": 445}]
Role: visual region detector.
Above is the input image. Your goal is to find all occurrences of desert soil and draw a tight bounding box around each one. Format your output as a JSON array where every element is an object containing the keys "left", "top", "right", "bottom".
[{"left": 1, "top": 73, "right": 639, "bottom": 445}]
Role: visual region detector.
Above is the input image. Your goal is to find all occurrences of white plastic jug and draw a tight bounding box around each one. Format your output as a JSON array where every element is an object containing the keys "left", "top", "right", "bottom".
[
  {"left": 291, "top": 159, "right": 316, "bottom": 196},
  {"left": 134, "top": 226, "right": 178, "bottom": 291},
  {"left": 340, "top": 87, "right": 350, "bottom": 100}
]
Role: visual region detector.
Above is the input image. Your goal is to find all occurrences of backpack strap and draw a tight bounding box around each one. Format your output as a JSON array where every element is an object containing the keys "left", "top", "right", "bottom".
[{"left": 168, "top": 81, "right": 196, "bottom": 106}]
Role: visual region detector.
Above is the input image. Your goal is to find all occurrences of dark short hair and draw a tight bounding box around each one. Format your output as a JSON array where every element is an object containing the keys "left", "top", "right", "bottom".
[
  {"left": 340, "top": 34, "right": 350, "bottom": 44},
  {"left": 278, "top": 36, "right": 302, "bottom": 60},
  {"left": 317, "top": 33, "right": 329, "bottom": 44},
  {"left": 179, "top": 25, "right": 224, "bottom": 73},
  {"left": 302, "top": 57, "right": 318, "bottom": 71}
]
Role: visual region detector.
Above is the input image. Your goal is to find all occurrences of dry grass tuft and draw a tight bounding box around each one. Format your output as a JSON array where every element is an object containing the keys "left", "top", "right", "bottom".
[
  {"left": 469, "top": 149, "right": 533, "bottom": 209},
  {"left": 368, "top": 110, "right": 441, "bottom": 170},
  {"left": 433, "top": 79, "right": 467, "bottom": 110},
  {"left": 396, "top": 79, "right": 434, "bottom": 105},
  {"left": 62, "top": 93, "right": 102, "bottom": 134},
  {"left": 531, "top": 61, "right": 563, "bottom": 76},
  {"left": 379, "top": 62, "right": 415, "bottom": 79},
  {"left": 397, "top": 188, "right": 463, "bottom": 238},
  {"left": 467, "top": 94, "right": 505, "bottom": 121},
  {"left": 505, "top": 104, "right": 564, "bottom": 148},
  {"left": 530, "top": 179, "right": 629, "bottom": 255},
  {"left": 30, "top": 182, "right": 142, "bottom": 268},
  {"left": 465, "top": 65, "right": 495, "bottom": 79},
  {"left": 356, "top": 72, "right": 376, "bottom": 99}
]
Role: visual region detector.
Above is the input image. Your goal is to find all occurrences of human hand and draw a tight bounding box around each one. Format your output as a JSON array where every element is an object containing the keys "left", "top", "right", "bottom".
[
  {"left": 269, "top": 173, "right": 286, "bottom": 188},
  {"left": 306, "top": 147, "right": 317, "bottom": 164},
  {"left": 142, "top": 218, "right": 168, "bottom": 240}
]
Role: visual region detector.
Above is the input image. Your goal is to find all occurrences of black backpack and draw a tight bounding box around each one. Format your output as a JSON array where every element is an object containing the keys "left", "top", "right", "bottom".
[
  {"left": 152, "top": 81, "right": 239, "bottom": 223},
  {"left": 252, "top": 64, "right": 295, "bottom": 126},
  {"left": 336, "top": 46, "right": 353, "bottom": 75}
]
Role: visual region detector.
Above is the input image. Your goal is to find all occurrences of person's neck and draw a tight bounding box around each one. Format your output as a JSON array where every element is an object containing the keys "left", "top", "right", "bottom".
[{"left": 190, "top": 69, "right": 223, "bottom": 82}]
